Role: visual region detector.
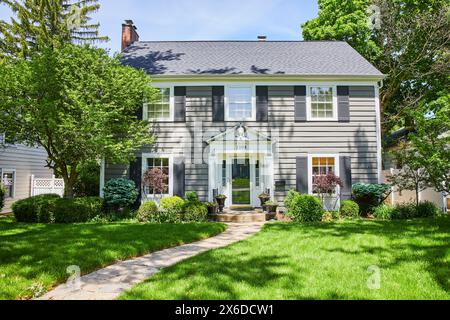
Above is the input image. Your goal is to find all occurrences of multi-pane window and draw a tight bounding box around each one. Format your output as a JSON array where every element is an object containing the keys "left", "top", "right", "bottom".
[
  {"left": 146, "top": 158, "right": 169, "bottom": 195},
  {"left": 1, "top": 170, "right": 15, "bottom": 198},
  {"left": 312, "top": 157, "right": 336, "bottom": 194},
  {"left": 147, "top": 88, "right": 171, "bottom": 120},
  {"left": 227, "top": 86, "right": 253, "bottom": 120},
  {"left": 310, "top": 86, "right": 334, "bottom": 119}
]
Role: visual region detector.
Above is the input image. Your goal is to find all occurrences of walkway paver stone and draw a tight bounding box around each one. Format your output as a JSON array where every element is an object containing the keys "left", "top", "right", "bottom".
[{"left": 38, "top": 222, "right": 264, "bottom": 300}]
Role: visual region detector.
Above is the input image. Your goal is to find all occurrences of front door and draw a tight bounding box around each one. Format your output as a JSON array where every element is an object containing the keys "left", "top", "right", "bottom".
[{"left": 231, "top": 158, "right": 251, "bottom": 205}]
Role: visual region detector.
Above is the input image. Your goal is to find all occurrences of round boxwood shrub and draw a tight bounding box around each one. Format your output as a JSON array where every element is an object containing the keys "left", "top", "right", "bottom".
[
  {"left": 185, "top": 191, "right": 200, "bottom": 203},
  {"left": 103, "top": 178, "right": 138, "bottom": 210},
  {"left": 160, "top": 196, "right": 185, "bottom": 214},
  {"left": 12, "top": 194, "right": 61, "bottom": 223},
  {"left": 416, "top": 201, "right": 440, "bottom": 218},
  {"left": 287, "top": 194, "right": 324, "bottom": 223},
  {"left": 136, "top": 201, "right": 159, "bottom": 222},
  {"left": 340, "top": 200, "right": 360, "bottom": 218},
  {"left": 183, "top": 202, "right": 208, "bottom": 222},
  {"left": 373, "top": 204, "right": 394, "bottom": 220}
]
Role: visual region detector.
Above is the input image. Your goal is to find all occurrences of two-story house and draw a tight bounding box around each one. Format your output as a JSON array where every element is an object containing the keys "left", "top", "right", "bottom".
[{"left": 102, "top": 20, "right": 384, "bottom": 211}]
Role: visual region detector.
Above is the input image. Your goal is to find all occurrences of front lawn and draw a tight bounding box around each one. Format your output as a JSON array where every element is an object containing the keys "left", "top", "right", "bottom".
[
  {"left": 0, "top": 218, "right": 226, "bottom": 300},
  {"left": 121, "top": 217, "right": 450, "bottom": 300}
]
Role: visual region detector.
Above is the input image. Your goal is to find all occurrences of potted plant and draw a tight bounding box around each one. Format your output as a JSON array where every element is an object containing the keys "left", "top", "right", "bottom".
[
  {"left": 265, "top": 201, "right": 279, "bottom": 214},
  {"left": 206, "top": 202, "right": 218, "bottom": 215},
  {"left": 258, "top": 193, "right": 270, "bottom": 209},
  {"left": 215, "top": 194, "right": 227, "bottom": 213}
]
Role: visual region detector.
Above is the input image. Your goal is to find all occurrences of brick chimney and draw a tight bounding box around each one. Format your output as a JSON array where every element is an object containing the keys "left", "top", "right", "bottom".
[{"left": 121, "top": 20, "right": 139, "bottom": 51}]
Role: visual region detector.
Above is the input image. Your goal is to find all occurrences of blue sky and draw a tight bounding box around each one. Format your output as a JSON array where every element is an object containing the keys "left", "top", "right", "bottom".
[{"left": 0, "top": 0, "right": 319, "bottom": 54}]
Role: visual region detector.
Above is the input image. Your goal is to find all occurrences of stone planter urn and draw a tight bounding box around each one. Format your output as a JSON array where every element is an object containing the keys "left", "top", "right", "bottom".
[
  {"left": 258, "top": 193, "right": 270, "bottom": 210},
  {"left": 215, "top": 195, "right": 227, "bottom": 213},
  {"left": 206, "top": 203, "right": 219, "bottom": 215}
]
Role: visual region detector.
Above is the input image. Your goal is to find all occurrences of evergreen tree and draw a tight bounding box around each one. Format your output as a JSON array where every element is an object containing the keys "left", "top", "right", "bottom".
[{"left": 0, "top": 0, "right": 108, "bottom": 59}]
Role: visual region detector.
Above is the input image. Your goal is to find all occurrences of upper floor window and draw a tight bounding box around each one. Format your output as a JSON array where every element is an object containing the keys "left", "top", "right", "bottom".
[
  {"left": 226, "top": 86, "right": 255, "bottom": 121},
  {"left": 308, "top": 86, "right": 337, "bottom": 121},
  {"left": 144, "top": 87, "right": 172, "bottom": 121}
]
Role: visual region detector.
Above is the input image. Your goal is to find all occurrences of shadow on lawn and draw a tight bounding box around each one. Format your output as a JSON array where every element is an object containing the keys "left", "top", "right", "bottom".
[
  {"left": 274, "top": 217, "right": 450, "bottom": 294},
  {"left": 0, "top": 220, "right": 226, "bottom": 284}
]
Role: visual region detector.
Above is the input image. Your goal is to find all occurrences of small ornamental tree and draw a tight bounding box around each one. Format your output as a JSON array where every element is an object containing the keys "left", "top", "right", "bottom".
[
  {"left": 143, "top": 168, "right": 168, "bottom": 201},
  {"left": 313, "top": 172, "right": 343, "bottom": 210}
]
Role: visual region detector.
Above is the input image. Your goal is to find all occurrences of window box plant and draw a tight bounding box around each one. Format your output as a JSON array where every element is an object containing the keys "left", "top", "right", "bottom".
[
  {"left": 215, "top": 195, "right": 227, "bottom": 213},
  {"left": 258, "top": 193, "right": 270, "bottom": 209},
  {"left": 265, "top": 201, "right": 279, "bottom": 214}
]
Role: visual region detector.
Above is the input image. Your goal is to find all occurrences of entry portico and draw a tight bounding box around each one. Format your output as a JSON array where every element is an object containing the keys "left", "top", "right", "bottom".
[{"left": 207, "top": 125, "right": 274, "bottom": 208}]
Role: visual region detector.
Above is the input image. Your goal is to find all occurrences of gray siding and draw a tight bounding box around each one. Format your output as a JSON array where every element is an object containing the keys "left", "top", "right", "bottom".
[
  {"left": 0, "top": 145, "right": 53, "bottom": 213},
  {"left": 105, "top": 85, "right": 379, "bottom": 204}
]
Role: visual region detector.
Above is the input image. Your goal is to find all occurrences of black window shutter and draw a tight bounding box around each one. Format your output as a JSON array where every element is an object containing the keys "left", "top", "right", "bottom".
[
  {"left": 212, "top": 86, "right": 225, "bottom": 122},
  {"left": 296, "top": 156, "right": 308, "bottom": 194},
  {"left": 136, "top": 104, "right": 143, "bottom": 120},
  {"left": 339, "top": 156, "right": 352, "bottom": 200},
  {"left": 174, "top": 86, "right": 186, "bottom": 122},
  {"left": 256, "top": 86, "right": 268, "bottom": 122},
  {"left": 129, "top": 157, "right": 142, "bottom": 207},
  {"left": 173, "top": 158, "right": 185, "bottom": 197},
  {"left": 337, "top": 86, "right": 350, "bottom": 123},
  {"left": 294, "top": 86, "right": 307, "bottom": 122}
]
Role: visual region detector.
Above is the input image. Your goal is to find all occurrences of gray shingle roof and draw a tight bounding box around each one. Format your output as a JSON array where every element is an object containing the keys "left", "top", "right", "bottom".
[{"left": 122, "top": 41, "right": 383, "bottom": 77}]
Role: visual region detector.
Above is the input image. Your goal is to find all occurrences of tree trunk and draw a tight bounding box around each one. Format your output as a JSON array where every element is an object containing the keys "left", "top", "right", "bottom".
[
  {"left": 63, "top": 176, "right": 75, "bottom": 199},
  {"left": 415, "top": 186, "right": 420, "bottom": 208}
]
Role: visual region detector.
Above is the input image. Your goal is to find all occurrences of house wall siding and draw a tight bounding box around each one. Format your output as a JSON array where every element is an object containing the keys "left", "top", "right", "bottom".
[
  {"left": 0, "top": 145, "right": 53, "bottom": 213},
  {"left": 105, "top": 84, "right": 379, "bottom": 204}
]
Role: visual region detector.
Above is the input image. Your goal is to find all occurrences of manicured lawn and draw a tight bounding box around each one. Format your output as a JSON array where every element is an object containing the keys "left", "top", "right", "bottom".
[
  {"left": 121, "top": 217, "right": 450, "bottom": 300},
  {"left": 0, "top": 217, "right": 226, "bottom": 300}
]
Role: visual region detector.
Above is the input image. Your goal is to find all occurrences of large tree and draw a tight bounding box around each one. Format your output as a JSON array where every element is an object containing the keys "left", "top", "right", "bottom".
[
  {"left": 302, "top": 0, "right": 450, "bottom": 137},
  {"left": 408, "top": 93, "right": 450, "bottom": 194},
  {"left": 0, "top": 0, "right": 108, "bottom": 60},
  {"left": 0, "top": 44, "right": 156, "bottom": 197}
]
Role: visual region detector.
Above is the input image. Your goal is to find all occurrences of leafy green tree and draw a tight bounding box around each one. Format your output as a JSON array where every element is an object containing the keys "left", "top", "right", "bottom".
[
  {"left": 0, "top": 0, "right": 108, "bottom": 60},
  {"left": 387, "top": 143, "right": 431, "bottom": 207},
  {"left": 0, "top": 44, "right": 156, "bottom": 197},
  {"left": 302, "top": 0, "right": 450, "bottom": 136},
  {"left": 408, "top": 93, "right": 450, "bottom": 194},
  {"left": 302, "top": 0, "right": 380, "bottom": 62}
]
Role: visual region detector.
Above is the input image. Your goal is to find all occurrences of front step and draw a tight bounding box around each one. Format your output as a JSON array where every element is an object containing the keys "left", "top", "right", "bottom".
[{"left": 210, "top": 212, "right": 276, "bottom": 223}]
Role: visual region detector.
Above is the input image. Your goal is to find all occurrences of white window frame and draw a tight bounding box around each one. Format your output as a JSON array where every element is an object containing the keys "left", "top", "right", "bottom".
[
  {"left": 306, "top": 85, "right": 338, "bottom": 121},
  {"left": 1, "top": 168, "right": 16, "bottom": 199},
  {"left": 225, "top": 85, "right": 256, "bottom": 122},
  {"left": 307, "top": 154, "right": 340, "bottom": 195},
  {"left": 141, "top": 153, "right": 174, "bottom": 200},
  {"left": 143, "top": 86, "right": 174, "bottom": 122}
]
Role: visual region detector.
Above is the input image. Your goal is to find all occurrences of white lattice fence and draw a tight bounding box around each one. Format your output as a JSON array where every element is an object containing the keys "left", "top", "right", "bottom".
[{"left": 31, "top": 175, "right": 65, "bottom": 197}]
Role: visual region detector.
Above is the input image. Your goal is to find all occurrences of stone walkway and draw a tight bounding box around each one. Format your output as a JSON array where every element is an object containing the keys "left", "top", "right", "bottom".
[{"left": 38, "top": 222, "right": 265, "bottom": 300}]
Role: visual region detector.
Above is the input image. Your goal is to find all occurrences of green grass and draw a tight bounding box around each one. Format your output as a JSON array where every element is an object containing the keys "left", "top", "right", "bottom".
[
  {"left": 121, "top": 217, "right": 450, "bottom": 300},
  {"left": 0, "top": 217, "right": 226, "bottom": 300}
]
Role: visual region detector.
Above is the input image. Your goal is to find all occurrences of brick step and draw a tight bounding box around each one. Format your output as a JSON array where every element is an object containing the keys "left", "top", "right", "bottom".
[{"left": 210, "top": 212, "right": 276, "bottom": 223}]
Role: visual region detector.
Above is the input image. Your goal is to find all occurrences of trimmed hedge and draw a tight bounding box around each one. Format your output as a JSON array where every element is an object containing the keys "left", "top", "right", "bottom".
[
  {"left": 160, "top": 196, "right": 185, "bottom": 215},
  {"left": 12, "top": 195, "right": 103, "bottom": 224},
  {"left": 374, "top": 201, "right": 440, "bottom": 220},
  {"left": 12, "top": 194, "right": 61, "bottom": 223},
  {"left": 53, "top": 197, "right": 104, "bottom": 223},
  {"left": 340, "top": 200, "right": 360, "bottom": 218},
  {"left": 0, "top": 184, "right": 6, "bottom": 212}
]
